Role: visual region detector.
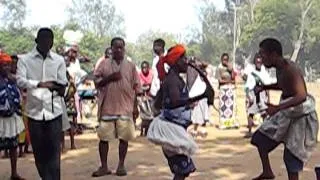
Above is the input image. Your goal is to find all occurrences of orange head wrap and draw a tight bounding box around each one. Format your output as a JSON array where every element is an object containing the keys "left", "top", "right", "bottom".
[
  {"left": 0, "top": 53, "right": 12, "bottom": 64},
  {"left": 156, "top": 44, "right": 186, "bottom": 81}
]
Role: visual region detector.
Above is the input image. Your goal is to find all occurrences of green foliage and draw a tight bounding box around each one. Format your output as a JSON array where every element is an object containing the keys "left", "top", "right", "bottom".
[
  {"left": 1, "top": 0, "right": 320, "bottom": 79},
  {"left": 67, "top": 0, "right": 125, "bottom": 38},
  {"left": 129, "top": 30, "right": 178, "bottom": 65},
  {"left": 78, "top": 32, "right": 110, "bottom": 63},
  {"left": 0, "top": 0, "right": 26, "bottom": 28},
  {"left": 0, "top": 27, "right": 34, "bottom": 54}
]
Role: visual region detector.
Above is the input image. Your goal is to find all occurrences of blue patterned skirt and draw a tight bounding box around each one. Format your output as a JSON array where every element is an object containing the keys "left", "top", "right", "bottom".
[
  {"left": 163, "top": 150, "right": 196, "bottom": 177},
  {"left": 0, "top": 136, "right": 18, "bottom": 150}
]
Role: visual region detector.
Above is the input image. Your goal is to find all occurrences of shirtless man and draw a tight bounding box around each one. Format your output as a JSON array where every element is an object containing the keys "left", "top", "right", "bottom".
[{"left": 251, "top": 38, "right": 319, "bottom": 180}]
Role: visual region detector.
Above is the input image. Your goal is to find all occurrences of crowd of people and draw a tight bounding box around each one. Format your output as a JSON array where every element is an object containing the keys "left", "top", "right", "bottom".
[{"left": 0, "top": 27, "right": 319, "bottom": 180}]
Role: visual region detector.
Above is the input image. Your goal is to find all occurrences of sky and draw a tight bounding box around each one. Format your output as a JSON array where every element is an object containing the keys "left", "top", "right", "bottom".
[{"left": 24, "top": 0, "right": 225, "bottom": 42}]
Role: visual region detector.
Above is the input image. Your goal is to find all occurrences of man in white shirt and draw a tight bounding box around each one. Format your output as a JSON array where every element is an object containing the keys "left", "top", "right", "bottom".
[
  {"left": 16, "top": 28, "right": 68, "bottom": 180},
  {"left": 150, "top": 39, "right": 168, "bottom": 97}
]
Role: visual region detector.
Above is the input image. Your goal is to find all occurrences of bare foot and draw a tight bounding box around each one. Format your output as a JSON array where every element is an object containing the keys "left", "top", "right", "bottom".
[
  {"left": 252, "top": 173, "right": 275, "bottom": 180},
  {"left": 24, "top": 149, "right": 33, "bottom": 154},
  {"left": 18, "top": 152, "right": 26, "bottom": 158},
  {"left": 61, "top": 148, "right": 67, "bottom": 154},
  {"left": 244, "top": 132, "right": 253, "bottom": 138},
  {"left": 92, "top": 167, "right": 112, "bottom": 177},
  {"left": 10, "top": 174, "right": 26, "bottom": 180},
  {"left": 199, "top": 130, "right": 208, "bottom": 138},
  {"left": 190, "top": 130, "right": 198, "bottom": 138}
]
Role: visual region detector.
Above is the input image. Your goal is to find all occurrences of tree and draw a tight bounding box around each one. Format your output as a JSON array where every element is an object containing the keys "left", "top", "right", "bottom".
[
  {"left": 0, "top": 0, "right": 26, "bottom": 28},
  {"left": 0, "top": 27, "right": 34, "bottom": 54},
  {"left": 50, "top": 25, "right": 66, "bottom": 52},
  {"left": 67, "top": 0, "right": 125, "bottom": 38},
  {"left": 197, "top": 0, "right": 233, "bottom": 65},
  {"left": 129, "top": 30, "right": 178, "bottom": 65},
  {"left": 290, "top": 0, "right": 313, "bottom": 62},
  {"left": 78, "top": 32, "right": 110, "bottom": 70}
]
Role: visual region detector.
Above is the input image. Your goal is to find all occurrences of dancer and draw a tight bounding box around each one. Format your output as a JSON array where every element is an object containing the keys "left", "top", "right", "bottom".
[
  {"left": 251, "top": 38, "right": 319, "bottom": 180},
  {"left": 243, "top": 53, "right": 270, "bottom": 138},
  {"left": 147, "top": 44, "right": 214, "bottom": 180}
]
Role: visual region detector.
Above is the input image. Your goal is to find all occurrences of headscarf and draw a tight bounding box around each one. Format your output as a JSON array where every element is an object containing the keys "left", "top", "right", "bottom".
[
  {"left": 156, "top": 44, "right": 186, "bottom": 81},
  {"left": 0, "top": 53, "right": 12, "bottom": 64}
]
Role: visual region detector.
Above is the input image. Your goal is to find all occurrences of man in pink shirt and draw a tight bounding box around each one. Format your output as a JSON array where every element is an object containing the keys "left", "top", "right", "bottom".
[{"left": 92, "top": 37, "right": 141, "bottom": 177}]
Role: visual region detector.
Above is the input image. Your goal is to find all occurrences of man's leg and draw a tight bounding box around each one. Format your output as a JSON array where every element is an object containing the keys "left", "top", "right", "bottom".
[
  {"left": 283, "top": 149, "right": 303, "bottom": 180},
  {"left": 118, "top": 139, "right": 128, "bottom": 171},
  {"left": 315, "top": 166, "right": 320, "bottom": 179},
  {"left": 92, "top": 121, "right": 114, "bottom": 177},
  {"left": 70, "top": 116, "right": 76, "bottom": 150},
  {"left": 61, "top": 132, "right": 65, "bottom": 153},
  {"left": 28, "top": 118, "right": 46, "bottom": 178},
  {"left": 251, "top": 131, "right": 278, "bottom": 180},
  {"left": 99, "top": 141, "right": 109, "bottom": 169},
  {"left": 116, "top": 119, "right": 136, "bottom": 176},
  {"left": 92, "top": 140, "right": 111, "bottom": 177},
  {"left": 245, "top": 114, "right": 254, "bottom": 138},
  {"left": 44, "top": 116, "right": 62, "bottom": 180},
  {"left": 253, "top": 147, "right": 275, "bottom": 180}
]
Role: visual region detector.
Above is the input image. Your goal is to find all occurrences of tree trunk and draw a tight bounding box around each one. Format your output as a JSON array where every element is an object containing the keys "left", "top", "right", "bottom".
[{"left": 290, "top": 0, "right": 312, "bottom": 62}]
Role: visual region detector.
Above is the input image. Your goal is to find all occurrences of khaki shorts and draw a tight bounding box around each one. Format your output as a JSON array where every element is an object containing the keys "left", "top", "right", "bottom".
[{"left": 97, "top": 119, "right": 136, "bottom": 142}]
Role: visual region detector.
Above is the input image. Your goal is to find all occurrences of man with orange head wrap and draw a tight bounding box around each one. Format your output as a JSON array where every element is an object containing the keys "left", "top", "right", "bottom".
[
  {"left": 148, "top": 44, "right": 214, "bottom": 180},
  {"left": 0, "top": 53, "right": 25, "bottom": 180}
]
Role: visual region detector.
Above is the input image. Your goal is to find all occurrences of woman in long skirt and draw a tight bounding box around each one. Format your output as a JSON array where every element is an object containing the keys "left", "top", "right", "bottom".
[{"left": 216, "top": 53, "right": 237, "bottom": 129}]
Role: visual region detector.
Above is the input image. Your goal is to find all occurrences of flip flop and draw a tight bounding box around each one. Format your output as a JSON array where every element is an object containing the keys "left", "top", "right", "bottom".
[
  {"left": 92, "top": 167, "right": 112, "bottom": 177},
  {"left": 116, "top": 167, "right": 127, "bottom": 176}
]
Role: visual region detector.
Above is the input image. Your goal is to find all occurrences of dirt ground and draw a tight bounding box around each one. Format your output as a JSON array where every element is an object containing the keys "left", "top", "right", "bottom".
[{"left": 0, "top": 84, "right": 319, "bottom": 180}]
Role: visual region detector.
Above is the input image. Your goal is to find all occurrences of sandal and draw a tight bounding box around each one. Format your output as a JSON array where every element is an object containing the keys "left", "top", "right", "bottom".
[
  {"left": 92, "top": 167, "right": 112, "bottom": 177},
  {"left": 116, "top": 167, "right": 127, "bottom": 176}
]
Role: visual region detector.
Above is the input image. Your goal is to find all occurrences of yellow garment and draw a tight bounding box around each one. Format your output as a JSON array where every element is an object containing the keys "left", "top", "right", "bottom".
[
  {"left": 18, "top": 131, "right": 26, "bottom": 144},
  {"left": 18, "top": 101, "right": 28, "bottom": 144}
]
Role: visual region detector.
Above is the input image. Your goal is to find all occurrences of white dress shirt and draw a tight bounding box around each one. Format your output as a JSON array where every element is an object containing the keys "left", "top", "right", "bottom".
[
  {"left": 16, "top": 47, "right": 68, "bottom": 121},
  {"left": 150, "top": 53, "right": 169, "bottom": 97},
  {"left": 67, "top": 58, "right": 87, "bottom": 85}
]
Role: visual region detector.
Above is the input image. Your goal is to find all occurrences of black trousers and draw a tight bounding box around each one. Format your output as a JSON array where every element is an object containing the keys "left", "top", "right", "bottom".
[{"left": 28, "top": 115, "right": 62, "bottom": 180}]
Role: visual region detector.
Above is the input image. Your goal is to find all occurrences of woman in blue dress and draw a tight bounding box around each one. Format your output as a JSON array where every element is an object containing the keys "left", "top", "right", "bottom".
[{"left": 0, "top": 53, "right": 25, "bottom": 180}]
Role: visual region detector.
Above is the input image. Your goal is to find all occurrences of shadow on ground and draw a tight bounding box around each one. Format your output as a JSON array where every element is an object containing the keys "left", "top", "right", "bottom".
[{"left": 1, "top": 126, "right": 318, "bottom": 180}]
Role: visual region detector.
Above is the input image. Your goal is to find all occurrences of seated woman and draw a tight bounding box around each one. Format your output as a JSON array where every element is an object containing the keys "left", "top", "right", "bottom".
[{"left": 147, "top": 45, "right": 213, "bottom": 180}]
